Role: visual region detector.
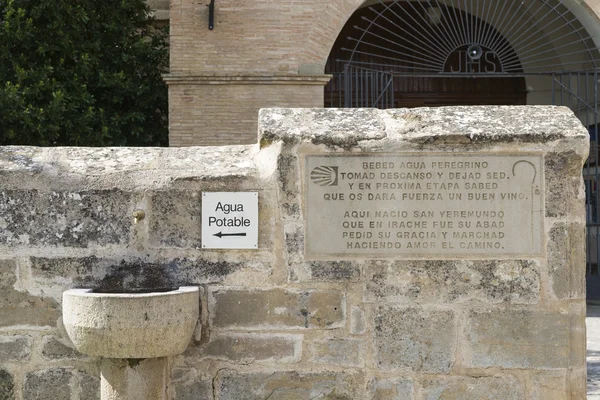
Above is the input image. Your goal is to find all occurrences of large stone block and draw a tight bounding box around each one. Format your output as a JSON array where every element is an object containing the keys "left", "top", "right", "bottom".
[
  {"left": 374, "top": 306, "right": 455, "bottom": 373},
  {"left": 215, "top": 370, "right": 362, "bottom": 400},
  {"left": 0, "top": 335, "right": 32, "bottom": 361},
  {"left": 365, "top": 260, "right": 539, "bottom": 304},
  {"left": 149, "top": 190, "right": 202, "bottom": 248},
  {"left": 0, "top": 259, "right": 59, "bottom": 328},
  {"left": 367, "top": 378, "right": 413, "bottom": 400},
  {"left": 309, "top": 338, "right": 363, "bottom": 367},
  {"left": 462, "top": 308, "right": 570, "bottom": 368},
  {"left": 193, "top": 333, "right": 301, "bottom": 363},
  {"left": 0, "top": 190, "right": 131, "bottom": 247},
  {"left": 210, "top": 288, "right": 345, "bottom": 329},
  {"left": 420, "top": 376, "right": 523, "bottom": 400},
  {"left": 24, "top": 368, "right": 72, "bottom": 400}
]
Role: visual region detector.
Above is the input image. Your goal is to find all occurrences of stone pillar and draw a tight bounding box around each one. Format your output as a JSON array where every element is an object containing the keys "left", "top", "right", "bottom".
[
  {"left": 101, "top": 358, "right": 169, "bottom": 400},
  {"left": 258, "top": 106, "right": 589, "bottom": 399}
]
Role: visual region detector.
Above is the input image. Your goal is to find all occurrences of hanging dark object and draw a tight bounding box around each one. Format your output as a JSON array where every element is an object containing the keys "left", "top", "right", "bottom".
[{"left": 208, "top": 0, "right": 215, "bottom": 30}]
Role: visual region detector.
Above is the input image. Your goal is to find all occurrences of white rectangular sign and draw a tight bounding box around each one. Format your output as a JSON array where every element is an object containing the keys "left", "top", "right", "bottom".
[{"left": 201, "top": 192, "right": 259, "bottom": 249}]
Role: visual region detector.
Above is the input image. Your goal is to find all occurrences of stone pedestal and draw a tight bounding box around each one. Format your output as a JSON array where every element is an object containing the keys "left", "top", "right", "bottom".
[{"left": 101, "top": 358, "right": 168, "bottom": 400}]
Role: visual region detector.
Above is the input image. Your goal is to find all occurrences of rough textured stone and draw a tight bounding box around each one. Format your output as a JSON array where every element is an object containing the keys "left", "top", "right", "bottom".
[
  {"left": 289, "top": 261, "right": 361, "bottom": 283},
  {"left": 545, "top": 151, "right": 584, "bottom": 218},
  {"left": 463, "top": 308, "right": 570, "bottom": 368},
  {"left": 216, "top": 370, "right": 362, "bottom": 400},
  {"left": 211, "top": 288, "right": 345, "bottom": 329},
  {"left": 365, "top": 260, "right": 539, "bottom": 304},
  {"left": 149, "top": 191, "right": 202, "bottom": 248},
  {"left": 171, "top": 369, "right": 213, "bottom": 400},
  {"left": 62, "top": 287, "right": 199, "bottom": 358},
  {"left": 309, "top": 339, "right": 363, "bottom": 367},
  {"left": 194, "top": 333, "right": 301, "bottom": 363},
  {"left": 0, "top": 369, "right": 14, "bottom": 400},
  {"left": 531, "top": 371, "right": 567, "bottom": 400},
  {"left": 350, "top": 306, "right": 366, "bottom": 335},
  {"left": 0, "top": 335, "right": 32, "bottom": 361},
  {"left": 259, "top": 107, "right": 589, "bottom": 149},
  {"left": 0, "top": 190, "right": 131, "bottom": 247},
  {"left": 420, "top": 376, "right": 523, "bottom": 400},
  {"left": 0, "top": 259, "right": 59, "bottom": 328},
  {"left": 547, "top": 222, "right": 586, "bottom": 299},
  {"left": 41, "top": 336, "right": 83, "bottom": 360},
  {"left": 173, "top": 380, "right": 213, "bottom": 400},
  {"left": 31, "top": 256, "right": 247, "bottom": 292},
  {"left": 375, "top": 306, "right": 455, "bottom": 373},
  {"left": 80, "top": 372, "right": 101, "bottom": 400},
  {"left": 277, "top": 153, "right": 301, "bottom": 219},
  {"left": 24, "top": 368, "right": 72, "bottom": 400},
  {"left": 367, "top": 378, "right": 413, "bottom": 400}
]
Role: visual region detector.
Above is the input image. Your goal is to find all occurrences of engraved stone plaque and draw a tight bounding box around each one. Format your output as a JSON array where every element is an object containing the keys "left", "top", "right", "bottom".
[{"left": 304, "top": 154, "right": 544, "bottom": 258}]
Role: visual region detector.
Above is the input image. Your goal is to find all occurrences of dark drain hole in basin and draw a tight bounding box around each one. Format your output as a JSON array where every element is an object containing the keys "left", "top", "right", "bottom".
[{"left": 93, "top": 287, "right": 179, "bottom": 294}]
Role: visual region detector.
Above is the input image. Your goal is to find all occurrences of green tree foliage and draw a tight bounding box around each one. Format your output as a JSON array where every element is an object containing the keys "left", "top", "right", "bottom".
[{"left": 0, "top": 0, "right": 169, "bottom": 146}]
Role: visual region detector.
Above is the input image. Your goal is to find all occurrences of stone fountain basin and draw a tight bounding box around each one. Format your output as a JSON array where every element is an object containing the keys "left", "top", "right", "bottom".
[{"left": 62, "top": 287, "right": 199, "bottom": 359}]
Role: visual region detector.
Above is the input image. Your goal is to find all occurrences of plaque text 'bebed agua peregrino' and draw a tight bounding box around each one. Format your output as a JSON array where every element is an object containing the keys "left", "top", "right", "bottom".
[{"left": 305, "top": 154, "right": 544, "bottom": 258}]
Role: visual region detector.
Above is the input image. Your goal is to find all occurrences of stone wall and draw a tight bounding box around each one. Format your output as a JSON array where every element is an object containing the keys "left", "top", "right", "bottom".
[{"left": 0, "top": 106, "right": 589, "bottom": 399}]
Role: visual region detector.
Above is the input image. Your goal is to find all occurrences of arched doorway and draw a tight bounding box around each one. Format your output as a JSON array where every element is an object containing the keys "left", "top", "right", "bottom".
[
  {"left": 325, "top": 2, "right": 528, "bottom": 108},
  {"left": 324, "top": 0, "right": 600, "bottom": 299}
]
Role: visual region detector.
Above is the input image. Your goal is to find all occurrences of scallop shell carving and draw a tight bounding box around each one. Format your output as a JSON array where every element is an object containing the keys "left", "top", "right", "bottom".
[{"left": 310, "top": 166, "right": 338, "bottom": 186}]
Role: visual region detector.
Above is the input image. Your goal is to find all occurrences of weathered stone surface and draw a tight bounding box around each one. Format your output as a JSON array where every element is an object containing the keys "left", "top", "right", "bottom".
[
  {"left": 194, "top": 333, "right": 301, "bottom": 363},
  {"left": 63, "top": 287, "right": 199, "bottom": 358},
  {"left": 149, "top": 191, "right": 202, "bottom": 248},
  {"left": 350, "top": 306, "right": 366, "bottom": 335},
  {"left": 0, "top": 335, "right": 32, "bottom": 361},
  {"left": 367, "top": 378, "right": 413, "bottom": 400},
  {"left": 31, "top": 256, "right": 248, "bottom": 292},
  {"left": 173, "top": 380, "right": 213, "bottom": 400},
  {"left": 277, "top": 154, "right": 301, "bottom": 219},
  {"left": 365, "top": 260, "right": 539, "bottom": 304},
  {"left": 215, "top": 370, "right": 362, "bottom": 400},
  {"left": 0, "top": 190, "right": 131, "bottom": 247},
  {"left": 0, "top": 259, "right": 59, "bottom": 327},
  {"left": 420, "top": 376, "right": 523, "bottom": 400},
  {"left": 289, "top": 261, "right": 361, "bottom": 283},
  {"left": 171, "top": 369, "right": 213, "bottom": 400},
  {"left": 259, "top": 107, "right": 589, "bottom": 148},
  {"left": 375, "top": 306, "right": 455, "bottom": 373},
  {"left": 210, "top": 288, "right": 345, "bottom": 329},
  {"left": 309, "top": 338, "right": 363, "bottom": 367},
  {"left": 0, "top": 369, "right": 14, "bottom": 400},
  {"left": 463, "top": 308, "right": 570, "bottom": 368},
  {"left": 531, "top": 371, "right": 567, "bottom": 400},
  {"left": 24, "top": 368, "right": 72, "bottom": 400},
  {"left": 547, "top": 222, "right": 586, "bottom": 299},
  {"left": 79, "top": 372, "right": 101, "bottom": 400},
  {"left": 41, "top": 336, "right": 83, "bottom": 360},
  {"left": 545, "top": 151, "right": 584, "bottom": 218}
]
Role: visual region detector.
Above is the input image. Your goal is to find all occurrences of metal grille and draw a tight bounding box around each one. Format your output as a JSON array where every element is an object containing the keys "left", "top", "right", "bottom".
[{"left": 338, "top": 0, "right": 600, "bottom": 73}]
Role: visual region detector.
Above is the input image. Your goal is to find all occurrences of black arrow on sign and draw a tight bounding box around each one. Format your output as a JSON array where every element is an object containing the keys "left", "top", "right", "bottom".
[{"left": 213, "top": 232, "right": 247, "bottom": 238}]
